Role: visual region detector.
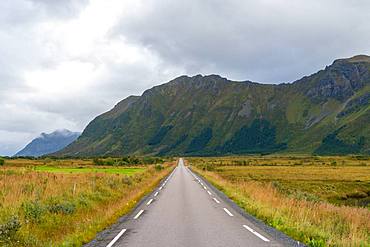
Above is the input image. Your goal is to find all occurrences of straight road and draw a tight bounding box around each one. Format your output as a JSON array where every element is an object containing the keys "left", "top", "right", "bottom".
[{"left": 87, "top": 159, "right": 299, "bottom": 247}]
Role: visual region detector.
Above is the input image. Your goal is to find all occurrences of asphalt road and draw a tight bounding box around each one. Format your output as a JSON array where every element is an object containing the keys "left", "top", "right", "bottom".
[{"left": 86, "top": 158, "right": 300, "bottom": 247}]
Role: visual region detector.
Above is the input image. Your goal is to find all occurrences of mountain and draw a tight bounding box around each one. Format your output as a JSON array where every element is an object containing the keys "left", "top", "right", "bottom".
[
  {"left": 58, "top": 55, "right": 370, "bottom": 156},
  {"left": 15, "top": 129, "right": 81, "bottom": 157}
]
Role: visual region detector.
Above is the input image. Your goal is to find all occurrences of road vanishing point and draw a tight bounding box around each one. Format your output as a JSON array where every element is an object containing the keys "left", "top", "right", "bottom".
[{"left": 86, "top": 158, "right": 302, "bottom": 247}]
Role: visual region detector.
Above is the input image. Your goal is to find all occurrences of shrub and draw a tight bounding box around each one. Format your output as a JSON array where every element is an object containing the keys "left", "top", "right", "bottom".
[
  {"left": 0, "top": 158, "right": 4, "bottom": 166},
  {"left": 155, "top": 164, "right": 164, "bottom": 171},
  {"left": 22, "top": 201, "right": 45, "bottom": 223},
  {"left": 0, "top": 216, "right": 21, "bottom": 242},
  {"left": 47, "top": 200, "right": 76, "bottom": 215}
]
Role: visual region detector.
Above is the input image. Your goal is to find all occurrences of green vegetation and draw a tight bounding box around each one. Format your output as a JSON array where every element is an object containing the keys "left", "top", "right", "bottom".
[
  {"left": 315, "top": 127, "right": 365, "bottom": 155},
  {"left": 92, "top": 156, "right": 164, "bottom": 166},
  {"left": 148, "top": 125, "right": 173, "bottom": 145},
  {"left": 222, "top": 119, "right": 287, "bottom": 154},
  {"left": 0, "top": 158, "right": 4, "bottom": 166},
  {"left": 0, "top": 158, "right": 174, "bottom": 246},
  {"left": 189, "top": 156, "right": 370, "bottom": 247},
  {"left": 186, "top": 128, "right": 213, "bottom": 153}
]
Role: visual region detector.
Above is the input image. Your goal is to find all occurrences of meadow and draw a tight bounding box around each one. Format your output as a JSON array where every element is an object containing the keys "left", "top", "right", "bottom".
[
  {"left": 0, "top": 158, "right": 173, "bottom": 246},
  {"left": 189, "top": 155, "right": 370, "bottom": 247}
]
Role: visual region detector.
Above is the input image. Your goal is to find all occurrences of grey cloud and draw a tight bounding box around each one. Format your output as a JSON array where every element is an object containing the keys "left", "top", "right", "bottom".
[{"left": 114, "top": 0, "right": 370, "bottom": 83}]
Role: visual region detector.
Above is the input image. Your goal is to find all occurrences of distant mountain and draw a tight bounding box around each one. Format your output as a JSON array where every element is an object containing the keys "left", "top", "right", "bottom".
[
  {"left": 15, "top": 129, "right": 80, "bottom": 157},
  {"left": 58, "top": 55, "right": 370, "bottom": 156}
]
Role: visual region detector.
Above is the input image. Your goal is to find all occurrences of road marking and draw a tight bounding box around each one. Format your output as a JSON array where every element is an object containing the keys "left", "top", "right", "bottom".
[
  {"left": 200, "top": 182, "right": 204, "bottom": 186},
  {"left": 134, "top": 209, "right": 144, "bottom": 219},
  {"left": 203, "top": 186, "right": 207, "bottom": 190},
  {"left": 223, "top": 208, "right": 234, "bottom": 217},
  {"left": 207, "top": 190, "right": 212, "bottom": 195},
  {"left": 243, "top": 225, "right": 270, "bottom": 242},
  {"left": 154, "top": 192, "right": 159, "bottom": 197},
  {"left": 159, "top": 186, "right": 163, "bottom": 190},
  {"left": 106, "top": 228, "right": 127, "bottom": 247},
  {"left": 146, "top": 199, "right": 154, "bottom": 205},
  {"left": 213, "top": 197, "right": 220, "bottom": 204}
]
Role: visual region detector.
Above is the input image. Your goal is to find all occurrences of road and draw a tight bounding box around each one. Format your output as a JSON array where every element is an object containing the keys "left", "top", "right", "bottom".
[{"left": 86, "top": 158, "right": 300, "bottom": 247}]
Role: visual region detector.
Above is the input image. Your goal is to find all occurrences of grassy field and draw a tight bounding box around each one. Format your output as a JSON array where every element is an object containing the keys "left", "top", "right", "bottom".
[
  {"left": 189, "top": 155, "right": 370, "bottom": 247},
  {"left": 34, "top": 166, "right": 144, "bottom": 175},
  {"left": 0, "top": 158, "right": 173, "bottom": 246}
]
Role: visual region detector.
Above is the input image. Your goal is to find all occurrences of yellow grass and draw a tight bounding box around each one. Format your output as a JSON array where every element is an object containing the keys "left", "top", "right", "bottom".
[
  {"left": 0, "top": 161, "right": 173, "bottom": 246},
  {"left": 190, "top": 156, "right": 370, "bottom": 247}
]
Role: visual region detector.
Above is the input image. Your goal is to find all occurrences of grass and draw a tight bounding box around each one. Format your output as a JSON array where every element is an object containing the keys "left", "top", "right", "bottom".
[
  {"left": 0, "top": 158, "right": 173, "bottom": 246},
  {"left": 189, "top": 155, "right": 370, "bottom": 247},
  {"left": 33, "top": 166, "right": 144, "bottom": 175}
]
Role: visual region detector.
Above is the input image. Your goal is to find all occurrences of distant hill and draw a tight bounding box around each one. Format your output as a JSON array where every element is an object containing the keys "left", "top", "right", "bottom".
[
  {"left": 58, "top": 55, "right": 370, "bottom": 156},
  {"left": 15, "top": 129, "right": 80, "bottom": 157}
]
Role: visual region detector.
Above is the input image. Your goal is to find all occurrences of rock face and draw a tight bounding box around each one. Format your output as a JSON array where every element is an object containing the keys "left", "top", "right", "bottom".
[
  {"left": 58, "top": 55, "right": 370, "bottom": 156},
  {"left": 295, "top": 55, "right": 370, "bottom": 102},
  {"left": 15, "top": 129, "right": 80, "bottom": 157}
]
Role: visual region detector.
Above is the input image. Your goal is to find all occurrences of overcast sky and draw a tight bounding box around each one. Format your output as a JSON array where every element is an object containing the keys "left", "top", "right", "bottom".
[{"left": 1, "top": 0, "right": 370, "bottom": 156}]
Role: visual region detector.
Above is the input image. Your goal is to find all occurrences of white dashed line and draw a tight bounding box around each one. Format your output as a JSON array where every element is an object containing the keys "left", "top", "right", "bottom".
[
  {"left": 213, "top": 197, "right": 220, "bottom": 204},
  {"left": 159, "top": 186, "right": 163, "bottom": 190},
  {"left": 207, "top": 190, "right": 212, "bottom": 195},
  {"left": 243, "top": 225, "right": 270, "bottom": 242},
  {"left": 154, "top": 192, "right": 159, "bottom": 197},
  {"left": 203, "top": 186, "right": 207, "bottom": 190},
  {"left": 223, "top": 208, "right": 234, "bottom": 217},
  {"left": 146, "top": 199, "right": 154, "bottom": 205},
  {"left": 106, "top": 228, "right": 127, "bottom": 247},
  {"left": 134, "top": 209, "right": 144, "bottom": 220},
  {"left": 200, "top": 182, "right": 204, "bottom": 186}
]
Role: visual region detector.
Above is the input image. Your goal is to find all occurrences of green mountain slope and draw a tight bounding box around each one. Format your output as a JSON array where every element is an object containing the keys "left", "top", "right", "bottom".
[{"left": 58, "top": 55, "right": 370, "bottom": 156}]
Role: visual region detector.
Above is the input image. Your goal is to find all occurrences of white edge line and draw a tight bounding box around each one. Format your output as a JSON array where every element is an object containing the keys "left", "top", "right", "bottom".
[
  {"left": 213, "top": 197, "right": 220, "bottom": 203},
  {"left": 243, "top": 225, "right": 270, "bottom": 242},
  {"left": 207, "top": 190, "right": 212, "bottom": 195},
  {"left": 106, "top": 229, "right": 127, "bottom": 247},
  {"left": 134, "top": 209, "right": 144, "bottom": 219},
  {"left": 159, "top": 186, "right": 162, "bottom": 190},
  {"left": 154, "top": 192, "right": 159, "bottom": 197},
  {"left": 146, "top": 199, "right": 154, "bottom": 205},
  {"left": 223, "top": 208, "right": 234, "bottom": 217}
]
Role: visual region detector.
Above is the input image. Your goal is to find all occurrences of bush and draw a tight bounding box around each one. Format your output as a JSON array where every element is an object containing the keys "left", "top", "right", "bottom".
[
  {"left": 155, "top": 164, "right": 164, "bottom": 171},
  {"left": 0, "top": 216, "right": 21, "bottom": 241},
  {"left": 0, "top": 158, "right": 4, "bottom": 166},
  {"left": 47, "top": 200, "right": 76, "bottom": 215},
  {"left": 22, "top": 201, "right": 45, "bottom": 223}
]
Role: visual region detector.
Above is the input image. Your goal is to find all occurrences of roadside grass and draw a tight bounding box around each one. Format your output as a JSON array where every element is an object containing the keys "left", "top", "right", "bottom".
[
  {"left": 0, "top": 159, "right": 173, "bottom": 246},
  {"left": 33, "top": 166, "right": 144, "bottom": 175},
  {"left": 189, "top": 156, "right": 370, "bottom": 247}
]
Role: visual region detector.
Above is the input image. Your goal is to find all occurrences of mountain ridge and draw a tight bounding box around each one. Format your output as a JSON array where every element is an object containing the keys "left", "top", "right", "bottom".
[
  {"left": 15, "top": 129, "right": 81, "bottom": 157},
  {"left": 58, "top": 55, "right": 370, "bottom": 156}
]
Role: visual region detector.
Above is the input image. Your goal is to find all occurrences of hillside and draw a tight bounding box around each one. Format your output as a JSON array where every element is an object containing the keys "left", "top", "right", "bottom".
[
  {"left": 58, "top": 55, "right": 370, "bottom": 156},
  {"left": 15, "top": 129, "right": 80, "bottom": 157}
]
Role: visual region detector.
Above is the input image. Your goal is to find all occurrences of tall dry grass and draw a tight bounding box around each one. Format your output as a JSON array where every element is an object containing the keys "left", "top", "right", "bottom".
[
  {"left": 193, "top": 167, "right": 370, "bottom": 247},
  {"left": 0, "top": 164, "right": 172, "bottom": 246}
]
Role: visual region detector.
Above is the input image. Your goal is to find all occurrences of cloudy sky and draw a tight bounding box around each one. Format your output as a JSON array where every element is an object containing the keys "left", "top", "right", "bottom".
[{"left": 0, "top": 0, "right": 370, "bottom": 155}]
